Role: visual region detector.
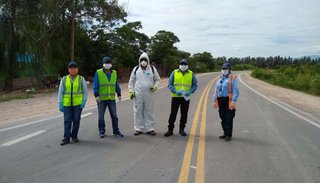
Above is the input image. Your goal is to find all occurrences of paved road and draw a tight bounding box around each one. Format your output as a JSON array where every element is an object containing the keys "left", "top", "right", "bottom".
[{"left": 0, "top": 72, "right": 319, "bottom": 183}]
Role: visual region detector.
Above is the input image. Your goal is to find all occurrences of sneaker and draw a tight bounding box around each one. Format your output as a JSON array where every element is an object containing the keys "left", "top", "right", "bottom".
[
  {"left": 99, "top": 133, "right": 105, "bottom": 138},
  {"left": 164, "top": 130, "right": 173, "bottom": 137},
  {"left": 147, "top": 130, "right": 156, "bottom": 136},
  {"left": 114, "top": 132, "right": 124, "bottom": 138},
  {"left": 72, "top": 138, "right": 80, "bottom": 143},
  {"left": 134, "top": 131, "right": 143, "bottom": 136},
  {"left": 60, "top": 139, "right": 70, "bottom": 146},
  {"left": 179, "top": 130, "right": 187, "bottom": 136},
  {"left": 225, "top": 136, "right": 232, "bottom": 141},
  {"left": 219, "top": 135, "right": 226, "bottom": 139}
]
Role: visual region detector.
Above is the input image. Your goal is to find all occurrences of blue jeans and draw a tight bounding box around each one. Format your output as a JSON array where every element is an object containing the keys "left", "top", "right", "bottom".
[
  {"left": 63, "top": 106, "right": 82, "bottom": 140},
  {"left": 97, "top": 100, "right": 119, "bottom": 134}
]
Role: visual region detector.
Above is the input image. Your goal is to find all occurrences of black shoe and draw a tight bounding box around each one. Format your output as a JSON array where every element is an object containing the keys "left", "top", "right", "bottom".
[
  {"left": 225, "top": 136, "right": 232, "bottom": 141},
  {"left": 99, "top": 132, "right": 105, "bottom": 138},
  {"left": 72, "top": 138, "right": 79, "bottom": 143},
  {"left": 134, "top": 131, "right": 143, "bottom": 136},
  {"left": 114, "top": 132, "right": 124, "bottom": 138},
  {"left": 147, "top": 130, "right": 156, "bottom": 136},
  {"left": 164, "top": 130, "right": 173, "bottom": 137},
  {"left": 60, "top": 139, "right": 70, "bottom": 146},
  {"left": 179, "top": 130, "right": 187, "bottom": 136},
  {"left": 219, "top": 135, "right": 226, "bottom": 139}
]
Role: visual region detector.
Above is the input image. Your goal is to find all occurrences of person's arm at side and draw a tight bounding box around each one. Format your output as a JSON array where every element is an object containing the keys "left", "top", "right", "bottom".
[
  {"left": 188, "top": 73, "right": 198, "bottom": 94},
  {"left": 115, "top": 79, "right": 121, "bottom": 97},
  {"left": 93, "top": 71, "right": 99, "bottom": 97},
  {"left": 168, "top": 71, "right": 175, "bottom": 93},
  {"left": 128, "top": 67, "right": 136, "bottom": 92},
  {"left": 58, "top": 79, "right": 64, "bottom": 112},
  {"left": 153, "top": 66, "right": 161, "bottom": 88}
]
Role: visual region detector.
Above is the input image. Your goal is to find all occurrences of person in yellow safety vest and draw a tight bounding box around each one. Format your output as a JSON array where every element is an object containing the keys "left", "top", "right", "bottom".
[
  {"left": 213, "top": 62, "right": 239, "bottom": 141},
  {"left": 58, "top": 61, "right": 88, "bottom": 146},
  {"left": 164, "top": 59, "right": 198, "bottom": 137},
  {"left": 93, "top": 56, "right": 124, "bottom": 138},
  {"left": 128, "top": 52, "right": 161, "bottom": 136}
]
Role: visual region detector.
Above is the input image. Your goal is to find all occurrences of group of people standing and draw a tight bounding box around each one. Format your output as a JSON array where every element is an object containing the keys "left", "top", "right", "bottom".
[{"left": 58, "top": 52, "right": 239, "bottom": 146}]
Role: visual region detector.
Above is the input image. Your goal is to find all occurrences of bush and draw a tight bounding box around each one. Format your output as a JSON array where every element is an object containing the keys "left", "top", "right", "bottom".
[{"left": 251, "top": 64, "right": 320, "bottom": 96}]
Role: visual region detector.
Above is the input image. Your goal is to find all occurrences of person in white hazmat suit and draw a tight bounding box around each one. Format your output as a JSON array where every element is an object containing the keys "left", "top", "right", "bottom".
[{"left": 128, "top": 52, "right": 161, "bottom": 136}]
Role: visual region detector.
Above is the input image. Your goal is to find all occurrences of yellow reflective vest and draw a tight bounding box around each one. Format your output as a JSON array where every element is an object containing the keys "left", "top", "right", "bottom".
[
  {"left": 97, "top": 69, "right": 117, "bottom": 100},
  {"left": 62, "top": 75, "right": 83, "bottom": 107},
  {"left": 172, "top": 69, "right": 193, "bottom": 97}
]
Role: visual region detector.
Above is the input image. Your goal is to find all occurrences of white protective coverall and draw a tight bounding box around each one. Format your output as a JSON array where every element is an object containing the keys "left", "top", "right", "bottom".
[{"left": 128, "top": 52, "right": 161, "bottom": 132}]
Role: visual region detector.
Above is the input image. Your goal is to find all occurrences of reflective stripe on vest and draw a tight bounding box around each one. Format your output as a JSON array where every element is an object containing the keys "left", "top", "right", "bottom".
[
  {"left": 215, "top": 74, "right": 236, "bottom": 109},
  {"left": 172, "top": 69, "right": 193, "bottom": 97},
  {"left": 97, "top": 69, "right": 117, "bottom": 100},
  {"left": 62, "top": 75, "right": 83, "bottom": 107}
]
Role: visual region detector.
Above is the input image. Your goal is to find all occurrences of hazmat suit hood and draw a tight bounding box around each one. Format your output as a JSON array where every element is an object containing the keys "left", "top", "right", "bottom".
[{"left": 138, "top": 52, "right": 150, "bottom": 65}]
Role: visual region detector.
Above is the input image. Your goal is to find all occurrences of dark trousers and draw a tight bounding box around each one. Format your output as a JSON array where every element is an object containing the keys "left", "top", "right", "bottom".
[
  {"left": 97, "top": 100, "right": 119, "bottom": 134},
  {"left": 168, "top": 97, "right": 190, "bottom": 130},
  {"left": 218, "top": 97, "right": 236, "bottom": 137},
  {"left": 63, "top": 106, "right": 82, "bottom": 140}
]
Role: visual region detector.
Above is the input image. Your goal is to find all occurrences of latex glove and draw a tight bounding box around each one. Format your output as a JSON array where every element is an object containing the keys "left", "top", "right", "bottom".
[
  {"left": 129, "top": 92, "right": 135, "bottom": 100},
  {"left": 230, "top": 101, "right": 236, "bottom": 110},
  {"left": 95, "top": 96, "right": 101, "bottom": 103},
  {"left": 59, "top": 102, "right": 64, "bottom": 112},
  {"left": 150, "top": 85, "right": 157, "bottom": 92},
  {"left": 80, "top": 100, "right": 86, "bottom": 109},
  {"left": 185, "top": 91, "right": 191, "bottom": 97},
  {"left": 175, "top": 91, "right": 182, "bottom": 96},
  {"left": 118, "top": 96, "right": 122, "bottom": 102}
]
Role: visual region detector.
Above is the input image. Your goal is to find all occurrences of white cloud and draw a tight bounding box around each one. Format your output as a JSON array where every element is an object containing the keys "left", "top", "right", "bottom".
[{"left": 119, "top": 0, "right": 320, "bottom": 57}]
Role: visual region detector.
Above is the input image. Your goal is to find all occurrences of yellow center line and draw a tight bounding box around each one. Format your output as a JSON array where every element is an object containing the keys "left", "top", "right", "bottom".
[
  {"left": 195, "top": 80, "right": 215, "bottom": 183},
  {"left": 178, "top": 78, "right": 216, "bottom": 183}
]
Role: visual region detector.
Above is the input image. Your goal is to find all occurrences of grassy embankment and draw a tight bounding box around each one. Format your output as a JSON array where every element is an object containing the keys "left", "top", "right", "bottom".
[{"left": 251, "top": 64, "right": 320, "bottom": 96}]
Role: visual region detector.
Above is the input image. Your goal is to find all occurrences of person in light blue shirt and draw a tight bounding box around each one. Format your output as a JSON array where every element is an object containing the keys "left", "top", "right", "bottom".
[
  {"left": 58, "top": 61, "right": 88, "bottom": 145},
  {"left": 213, "top": 62, "right": 239, "bottom": 141}
]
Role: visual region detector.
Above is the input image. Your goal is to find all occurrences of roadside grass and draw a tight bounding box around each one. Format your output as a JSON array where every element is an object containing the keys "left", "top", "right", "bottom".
[{"left": 251, "top": 64, "right": 320, "bottom": 96}]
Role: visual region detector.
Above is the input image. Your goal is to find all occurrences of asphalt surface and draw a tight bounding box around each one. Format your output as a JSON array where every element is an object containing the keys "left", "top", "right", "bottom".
[{"left": 0, "top": 72, "right": 319, "bottom": 183}]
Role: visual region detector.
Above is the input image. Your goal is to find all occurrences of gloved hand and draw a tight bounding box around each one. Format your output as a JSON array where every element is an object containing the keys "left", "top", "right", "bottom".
[
  {"left": 80, "top": 100, "right": 86, "bottom": 109},
  {"left": 150, "top": 85, "right": 157, "bottom": 92},
  {"left": 230, "top": 101, "right": 236, "bottom": 110},
  {"left": 59, "top": 102, "right": 64, "bottom": 112},
  {"left": 185, "top": 91, "right": 191, "bottom": 97},
  {"left": 95, "top": 96, "right": 101, "bottom": 103},
  {"left": 129, "top": 92, "right": 135, "bottom": 100},
  {"left": 118, "top": 96, "right": 122, "bottom": 102},
  {"left": 175, "top": 90, "right": 182, "bottom": 96}
]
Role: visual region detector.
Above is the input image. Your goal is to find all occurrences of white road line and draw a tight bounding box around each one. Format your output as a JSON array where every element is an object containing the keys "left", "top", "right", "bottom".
[
  {"left": 239, "top": 73, "right": 320, "bottom": 129},
  {"left": 81, "top": 113, "right": 92, "bottom": 118},
  {"left": 0, "top": 116, "right": 62, "bottom": 132},
  {"left": 2, "top": 130, "right": 46, "bottom": 147}
]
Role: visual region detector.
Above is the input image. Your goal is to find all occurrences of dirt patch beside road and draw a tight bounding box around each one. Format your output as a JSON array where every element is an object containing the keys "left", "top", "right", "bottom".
[{"left": 241, "top": 72, "right": 320, "bottom": 121}]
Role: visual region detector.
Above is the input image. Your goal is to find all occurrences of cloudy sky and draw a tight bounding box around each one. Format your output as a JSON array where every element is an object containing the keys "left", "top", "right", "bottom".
[{"left": 119, "top": 0, "right": 320, "bottom": 57}]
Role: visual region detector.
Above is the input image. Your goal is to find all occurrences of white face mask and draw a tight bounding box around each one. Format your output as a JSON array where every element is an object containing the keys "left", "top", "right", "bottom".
[
  {"left": 221, "top": 69, "right": 229, "bottom": 76},
  {"left": 141, "top": 61, "right": 148, "bottom": 67},
  {"left": 179, "top": 65, "right": 188, "bottom": 72},
  {"left": 103, "top": 63, "right": 112, "bottom": 70}
]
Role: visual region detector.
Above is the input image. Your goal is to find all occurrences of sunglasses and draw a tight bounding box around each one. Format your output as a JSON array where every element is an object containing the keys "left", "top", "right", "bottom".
[{"left": 140, "top": 58, "right": 147, "bottom": 62}]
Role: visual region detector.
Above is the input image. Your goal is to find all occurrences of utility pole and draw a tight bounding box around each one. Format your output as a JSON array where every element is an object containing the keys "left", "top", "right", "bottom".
[{"left": 70, "top": 0, "right": 76, "bottom": 61}]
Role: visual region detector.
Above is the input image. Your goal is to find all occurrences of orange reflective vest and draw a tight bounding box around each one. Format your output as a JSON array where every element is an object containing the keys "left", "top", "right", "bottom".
[{"left": 215, "top": 74, "right": 236, "bottom": 110}]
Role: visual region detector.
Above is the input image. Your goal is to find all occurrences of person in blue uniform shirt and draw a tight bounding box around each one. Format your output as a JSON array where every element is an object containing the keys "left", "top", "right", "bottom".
[{"left": 213, "top": 62, "right": 239, "bottom": 141}]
